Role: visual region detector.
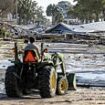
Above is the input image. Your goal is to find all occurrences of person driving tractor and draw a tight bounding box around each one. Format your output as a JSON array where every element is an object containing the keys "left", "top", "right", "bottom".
[{"left": 24, "top": 37, "right": 40, "bottom": 62}]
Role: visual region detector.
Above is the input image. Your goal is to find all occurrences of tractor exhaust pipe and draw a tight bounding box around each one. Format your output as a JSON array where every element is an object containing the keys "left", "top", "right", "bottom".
[
  {"left": 41, "top": 42, "right": 44, "bottom": 62},
  {"left": 14, "top": 42, "right": 18, "bottom": 61}
]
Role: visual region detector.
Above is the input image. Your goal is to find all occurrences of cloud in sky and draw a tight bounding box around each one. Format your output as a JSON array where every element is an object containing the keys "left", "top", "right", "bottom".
[
  {"left": 34, "top": 0, "right": 75, "bottom": 19},
  {"left": 35, "top": 0, "right": 74, "bottom": 11}
]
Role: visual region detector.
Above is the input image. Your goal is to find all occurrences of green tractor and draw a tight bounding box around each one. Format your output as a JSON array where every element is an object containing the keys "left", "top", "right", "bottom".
[{"left": 5, "top": 42, "right": 76, "bottom": 98}]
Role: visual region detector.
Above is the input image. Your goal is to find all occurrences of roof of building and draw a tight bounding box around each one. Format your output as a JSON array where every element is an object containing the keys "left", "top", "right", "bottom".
[
  {"left": 74, "top": 21, "right": 105, "bottom": 33},
  {"left": 45, "top": 23, "right": 75, "bottom": 34},
  {"left": 46, "top": 21, "right": 105, "bottom": 34}
]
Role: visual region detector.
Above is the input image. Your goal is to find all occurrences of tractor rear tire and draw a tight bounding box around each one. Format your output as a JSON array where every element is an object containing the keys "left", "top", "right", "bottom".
[
  {"left": 39, "top": 66, "right": 57, "bottom": 98},
  {"left": 5, "top": 66, "right": 23, "bottom": 97},
  {"left": 56, "top": 76, "right": 68, "bottom": 95}
]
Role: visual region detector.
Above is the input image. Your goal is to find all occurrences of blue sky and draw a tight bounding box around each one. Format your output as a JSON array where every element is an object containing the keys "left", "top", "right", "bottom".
[{"left": 34, "top": 0, "right": 74, "bottom": 16}]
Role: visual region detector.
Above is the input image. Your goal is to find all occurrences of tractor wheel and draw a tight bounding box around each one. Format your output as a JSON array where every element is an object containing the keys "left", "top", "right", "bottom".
[
  {"left": 5, "top": 66, "right": 23, "bottom": 97},
  {"left": 56, "top": 76, "right": 68, "bottom": 95},
  {"left": 39, "top": 66, "right": 57, "bottom": 98}
]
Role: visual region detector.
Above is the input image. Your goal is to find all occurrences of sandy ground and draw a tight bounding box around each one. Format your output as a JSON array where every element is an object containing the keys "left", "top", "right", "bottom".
[
  {"left": 0, "top": 40, "right": 105, "bottom": 105},
  {"left": 0, "top": 87, "right": 105, "bottom": 105}
]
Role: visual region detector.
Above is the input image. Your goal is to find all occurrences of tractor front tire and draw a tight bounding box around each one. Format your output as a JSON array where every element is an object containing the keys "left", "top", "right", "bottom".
[
  {"left": 39, "top": 66, "right": 57, "bottom": 98},
  {"left": 5, "top": 66, "right": 23, "bottom": 97},
  {"left": 57, "top": 76, "right": 68, "bottom": 95}
]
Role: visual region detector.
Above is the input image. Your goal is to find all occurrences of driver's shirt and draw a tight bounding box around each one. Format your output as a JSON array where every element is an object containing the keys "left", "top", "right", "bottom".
[{"left": 24, "top": 43, "right": 40, "bottom": 60}]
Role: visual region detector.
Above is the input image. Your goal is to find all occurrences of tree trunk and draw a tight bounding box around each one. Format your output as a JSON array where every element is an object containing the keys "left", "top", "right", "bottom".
[
  {"left": 102, "top": 9, "right": 105, "bottom": 21},
  {"left": 52, "top": 15, "right": 55, "bottom": 25},
  {"left": 95, "top": 13, "right": 99, "bottom": 22}
]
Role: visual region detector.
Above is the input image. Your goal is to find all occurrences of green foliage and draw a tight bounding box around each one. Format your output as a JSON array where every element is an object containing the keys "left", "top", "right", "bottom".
[
  {"left": 17, "top": 0, "right": 45, "bottom": 24},
  {"left": 57, "top": 1, "right": 73, "bottom": 18},
  {"left": 67, "top": 0, "right": 105, "bottom": 23},
  {"left": 0, "top": 0, "right": 47, "bottom": 25},
  {"left": 46, "top": 4, "right": 55, "bottom": 17},
  {"left": 0, "top": 27, "right": 10, "bottom": 38}
]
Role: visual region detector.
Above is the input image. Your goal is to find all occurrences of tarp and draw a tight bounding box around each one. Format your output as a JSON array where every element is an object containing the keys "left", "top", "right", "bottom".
[
  {"left": 46, "top": 21, "right": 105, "bottom": 34},
  {"left": 45, "top": 23, "right": 75, "bottom": 34}
]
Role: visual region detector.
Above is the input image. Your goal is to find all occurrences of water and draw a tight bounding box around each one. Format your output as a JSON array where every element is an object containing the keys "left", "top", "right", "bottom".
[
  {"left": 0, "top": 59, "right": 13, "bottom": 70},
  {"left": 76, "top": 72, "right": 105, "bottom": 86}
]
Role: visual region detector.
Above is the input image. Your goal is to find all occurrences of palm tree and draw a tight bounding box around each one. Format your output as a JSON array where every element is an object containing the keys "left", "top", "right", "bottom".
[{"left": 46, "top": 4, "right": 64, "bottom": 25}]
